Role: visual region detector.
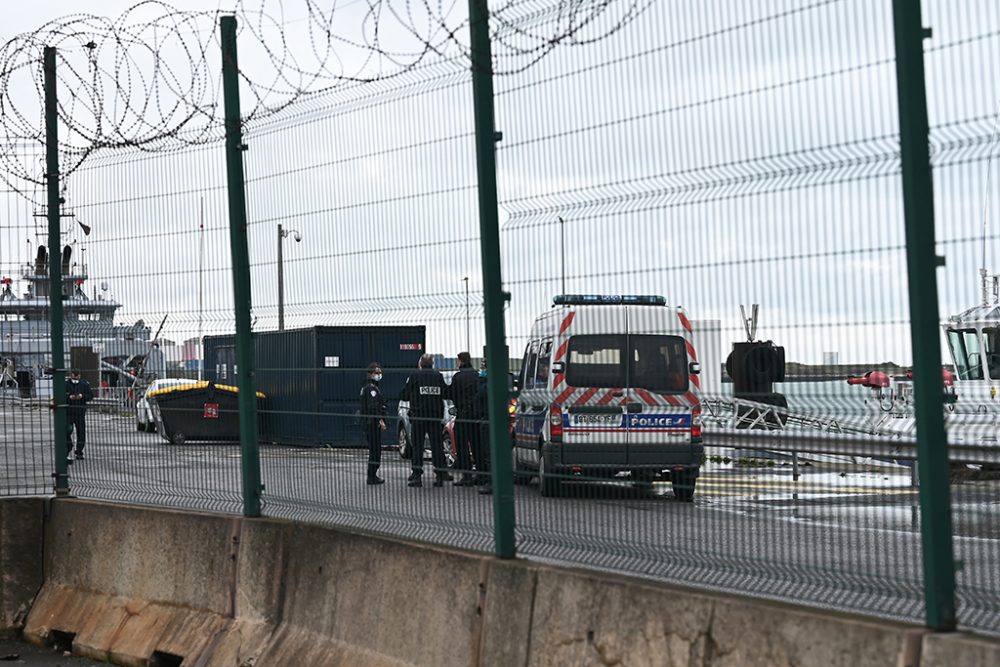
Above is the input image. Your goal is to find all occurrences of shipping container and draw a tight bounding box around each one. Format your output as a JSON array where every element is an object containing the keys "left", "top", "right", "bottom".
[{"left": 203, "top": 325, "right": 426, "bottom": 446}]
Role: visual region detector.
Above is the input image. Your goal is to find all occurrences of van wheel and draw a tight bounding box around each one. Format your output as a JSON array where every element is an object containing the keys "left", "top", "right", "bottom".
[
  {"left": 672, "top": 468, "right": 697, "bottom": 502},
  {"left": 538, "top": 450, "right": 561, "bottom": 497}
]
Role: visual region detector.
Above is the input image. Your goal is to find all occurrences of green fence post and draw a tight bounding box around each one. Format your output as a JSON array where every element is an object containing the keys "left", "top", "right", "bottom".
[
  {"left": 891, "top": 0, "right": 957, "bottom": 631},
  {"left": 44, "top": 46, "right": 69, "bottom": 495},
  {"left": 467, "top": 0, "right": 516, "bottom": 558},
  {"left": 220, "top": 15, "right": 262, "bottom": 517}
]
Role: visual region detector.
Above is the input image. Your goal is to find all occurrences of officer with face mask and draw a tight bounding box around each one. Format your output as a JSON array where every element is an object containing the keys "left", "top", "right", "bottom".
[
  {"left": 66, "top": 368, "right": 93, "bottom": 460},
  {"left": 360, "top": 362, "right": 387, "bottom": 485}
]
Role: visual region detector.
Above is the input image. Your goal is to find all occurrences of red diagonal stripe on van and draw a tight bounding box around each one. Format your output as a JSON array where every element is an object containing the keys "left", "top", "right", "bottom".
[
  {"left": 678, "top": 312, "right": 693, "bottom": 332},
  {"left": 597, "top": 389, "right": 620, "bottom": 405},
  {"left": 634, "top": 388, "right": 659, "bottom": 406},
  {"left": 685, "top": 391, "right": 699, "bottom": 405},
  {"left": 690, "top": 374, "right": 701, "bottom": 389},
  {"left": 554, "top": 339, "right": 569, "bottom": 362},
  {"left": 574, "top": 387, "right": 600, "bottom": 405},
  {"left": 555, "top": 387, "right": 576, "bottom": 404},
  {"left": 553, "top": 373, "right": 566, "bottom": 387},
  {"left": 559, "top": 311, "right": 576, "bottom": 334},
  {"left": 686, "top": 340, "right": 698, "bottom": 361}
]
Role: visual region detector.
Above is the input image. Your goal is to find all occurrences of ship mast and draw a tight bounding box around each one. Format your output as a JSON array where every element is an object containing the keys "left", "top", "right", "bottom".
[{"left": 982, "top": 97, "right": 1000, "bottom": 306}]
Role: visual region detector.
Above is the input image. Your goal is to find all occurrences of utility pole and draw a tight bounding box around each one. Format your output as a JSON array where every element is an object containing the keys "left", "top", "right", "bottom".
[
  {"left": 198, "top": 197, "right": 204, "bottom": 381},
  {"left": 44, "top": 46, "right": 69, "bottom": 494},
  {"left": 463, "top": 276, "right": 470, "bottom": 353},
  {"left": 278, "top": 223, "right": 285, "bottom": 331},
  {"left": 559, "top": 216, "right": 566, "bottom": 295},
  {"left": 220, "top": 15, "right": 262, "bottom": 517}
]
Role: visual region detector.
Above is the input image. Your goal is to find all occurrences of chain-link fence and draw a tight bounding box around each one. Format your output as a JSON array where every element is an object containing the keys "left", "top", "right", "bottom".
[{"left": 0, "top": 0, "right": 998, "bottom": 638}]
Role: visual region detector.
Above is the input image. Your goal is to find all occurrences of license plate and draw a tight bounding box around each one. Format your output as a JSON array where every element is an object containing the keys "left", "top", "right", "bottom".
[{"left": 570, "top": 413, "right": 623, "bottom": 428}]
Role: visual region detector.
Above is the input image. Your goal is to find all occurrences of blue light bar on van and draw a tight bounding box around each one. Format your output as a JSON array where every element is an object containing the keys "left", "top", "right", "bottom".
[{"left": 553, "top": 294, "right": 666, "bottom": 306}]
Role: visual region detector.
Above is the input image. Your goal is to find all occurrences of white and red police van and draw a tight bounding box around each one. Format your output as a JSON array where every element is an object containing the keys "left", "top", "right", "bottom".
[{"left": 512, "top": 294, "right": 703, "bottom": 500}]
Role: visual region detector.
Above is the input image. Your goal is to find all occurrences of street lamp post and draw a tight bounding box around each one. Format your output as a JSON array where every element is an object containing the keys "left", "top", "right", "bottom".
[
  {"left": 277, "top": 223, "right": 302, "bottom": 331},
  {"left": 463, "top": 276, "right": 470, "bottom": 353}
]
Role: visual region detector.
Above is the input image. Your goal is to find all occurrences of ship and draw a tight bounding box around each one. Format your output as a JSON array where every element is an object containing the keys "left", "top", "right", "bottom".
[{"left": 0, "top": 243, "right": 154, "bottom": 400}]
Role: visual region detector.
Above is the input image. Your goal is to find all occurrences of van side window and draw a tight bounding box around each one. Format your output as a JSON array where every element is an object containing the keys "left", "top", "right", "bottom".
[
  {"left": 524, "top": 341, "right": 540, "bottom": 390},
  {"left": 535, "top": 341, "right": 552, "bottom": 387}
]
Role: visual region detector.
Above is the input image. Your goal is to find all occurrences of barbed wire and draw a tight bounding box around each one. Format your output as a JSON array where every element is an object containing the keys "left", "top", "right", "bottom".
[{"left": 0, "top": 0, "right": 652, "bottom": 201}]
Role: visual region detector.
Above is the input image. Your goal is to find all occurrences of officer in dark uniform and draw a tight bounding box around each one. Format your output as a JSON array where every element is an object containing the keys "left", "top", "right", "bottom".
[
  {"left": 449, "top": 351, "right": 480, "bottom": 485},
  {"left": 359, "top": 362, "right": 387, "bottom": 485},
  {"left": 401, "top": 353, "right": 448, "bottom": 487},
  {"left": 66, "top": 368, "right": 93, "bottom": 460}
]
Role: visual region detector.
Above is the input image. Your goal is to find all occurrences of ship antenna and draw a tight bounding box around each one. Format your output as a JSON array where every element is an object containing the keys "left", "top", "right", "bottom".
[{"left": 981, "top": 96, "right": 1000, "bottom": 305}]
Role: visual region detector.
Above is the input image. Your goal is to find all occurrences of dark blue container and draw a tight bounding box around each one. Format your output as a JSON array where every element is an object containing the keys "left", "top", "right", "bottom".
[{"left": 204, "top": 325, "right": 426, "bottom": 446}]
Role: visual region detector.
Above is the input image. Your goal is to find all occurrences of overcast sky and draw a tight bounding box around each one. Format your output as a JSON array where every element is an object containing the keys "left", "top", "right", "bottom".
[{"left": 1, "top": 0, "right": 999, "bottom": 371}]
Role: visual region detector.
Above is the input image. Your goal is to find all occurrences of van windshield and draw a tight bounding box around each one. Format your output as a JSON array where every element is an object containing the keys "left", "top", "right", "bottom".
[{"left": 566, "top": 334, "right": 689, "bottom": 392}]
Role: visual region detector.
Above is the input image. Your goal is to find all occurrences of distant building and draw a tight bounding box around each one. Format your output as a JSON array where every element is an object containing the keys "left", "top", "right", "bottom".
[
  {"left": 182, "top": 337, "right": 203, "bottom": 372},
  {"left": 822, "top": 351, "right": 840, "bottom": 366},
  {"left": 432, "top": 353, "right": 456, "bottom": 370}
]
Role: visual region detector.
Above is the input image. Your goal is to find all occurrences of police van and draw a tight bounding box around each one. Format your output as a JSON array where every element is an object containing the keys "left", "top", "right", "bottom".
[{"left": 512, "top": 294, "right": 703, "bottom": 500}]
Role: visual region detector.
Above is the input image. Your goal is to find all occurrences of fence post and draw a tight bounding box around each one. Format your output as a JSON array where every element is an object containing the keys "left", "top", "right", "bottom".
[
  {"left": 43, "top": 47, "right": 69, "bottom": 495},
  {"left": 220, "top": 15, "right": 263, "bottom": 517},
  {"left": 467, "top": 0, "right": 516, "bottom": 558},
  {"left": 891, "top": 0, "right": 957, "bottom": 631}
]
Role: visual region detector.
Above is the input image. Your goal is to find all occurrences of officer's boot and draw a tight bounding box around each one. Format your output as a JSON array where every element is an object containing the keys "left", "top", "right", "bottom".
[
  {"left": 433, "top": 471, "right": 448, "bottom": 487},
  {"left": 407, "top": 469, "right": 423, "bottom": 487},
  {"left": 367, "top": 464, "right": 384, "bottom": 486}
]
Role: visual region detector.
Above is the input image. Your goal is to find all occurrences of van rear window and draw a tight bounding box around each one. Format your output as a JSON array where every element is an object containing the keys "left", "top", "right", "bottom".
[
  {"left": 566, "top": 334, "right": 688, "bottom": 393},
  {"left": 567, "top": 335, "right": 624, "bottom": 387},
  {"left": 631, "top": 335, "right": 689, "bottom": 393}
]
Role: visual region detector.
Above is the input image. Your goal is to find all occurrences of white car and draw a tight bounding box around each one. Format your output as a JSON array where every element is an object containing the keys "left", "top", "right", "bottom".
[{"left": 136, "top": 378, "right": 198, "bottom": 432}]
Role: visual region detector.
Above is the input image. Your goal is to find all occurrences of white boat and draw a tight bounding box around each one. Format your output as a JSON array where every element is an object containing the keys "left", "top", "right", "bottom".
[{"left": 1, "top": 243, "right": 153, "bottom": 400}]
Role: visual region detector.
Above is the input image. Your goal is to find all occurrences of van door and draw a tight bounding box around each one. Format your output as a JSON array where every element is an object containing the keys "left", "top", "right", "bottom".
[
  {"left": 559, "top": 307, "right": 629, "bottom": 467},
  {"left": 625, "top": 306, "right": 695, "bottom": 466},
  {"left": 514, "top": 341, "right": 541, "bottom": 466}
]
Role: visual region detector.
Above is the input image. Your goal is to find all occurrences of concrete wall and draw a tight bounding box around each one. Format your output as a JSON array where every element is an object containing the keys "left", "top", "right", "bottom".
[
  {"left": 0, "top": 497, "right": 45, "bottom": 636},
  {"left": 0, "top": 497, "right": 997, "bottom": 666}
]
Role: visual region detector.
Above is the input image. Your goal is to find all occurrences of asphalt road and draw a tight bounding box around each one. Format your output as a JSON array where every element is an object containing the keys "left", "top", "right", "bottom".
[{"left": 2, "top": 401, "right": 998, "bottom": 637}]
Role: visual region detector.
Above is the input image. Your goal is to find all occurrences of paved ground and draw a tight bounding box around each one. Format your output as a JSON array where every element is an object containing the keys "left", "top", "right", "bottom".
[
  {"left": 0, "top": 640, "right": 103, "bottom": 666},
  {"left": 2, "top": 400, "right": 998, "bottom": 636}
]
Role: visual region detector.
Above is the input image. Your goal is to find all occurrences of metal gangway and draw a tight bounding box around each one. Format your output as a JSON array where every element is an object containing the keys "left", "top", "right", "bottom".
[{"left": 700, "top": 394, "right": 1000, "bottom": 468}]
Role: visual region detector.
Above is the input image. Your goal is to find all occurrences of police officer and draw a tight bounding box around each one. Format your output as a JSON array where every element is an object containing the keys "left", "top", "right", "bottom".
[
  {"left": 360, "top": 362, "right": 387, "bottom": 485},
  {"left": 448, "top": 351, "right": 479, "bottom": 486},
  {"left": 401, "top": 354, "right": 448, "bottom": 487},
  {"left": 66, "top": 368, "right": 93, "bottom": 460}
]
